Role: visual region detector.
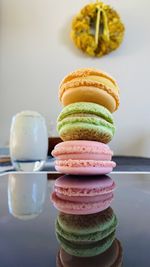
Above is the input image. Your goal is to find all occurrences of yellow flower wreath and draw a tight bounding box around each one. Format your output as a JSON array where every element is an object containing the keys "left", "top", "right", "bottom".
[{"left": 71, "top": 2, "right": 125, "bottom": 57}]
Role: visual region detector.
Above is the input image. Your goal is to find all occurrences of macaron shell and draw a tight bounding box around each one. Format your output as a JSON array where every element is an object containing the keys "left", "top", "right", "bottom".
[
  {"left": 57, "top": 207, "right": 116, "bottom": 234},
  {"left": 60, "top": 86, "right": 117, "bottom": 113},
  {"left": 58, "top": 121, "right": 114, "bottom": 143},
  {"left": 51, "top": 191, "right": 114, "bottom": 214},
  {"left": 55, "top": 165, "right": 114, "bottom": 175},
  {"left": 57, "top": 239, "right": 122, "bottom": 267},
  {"left": 57, "top": 102, "right": 114, "bottom": 124},
  {"left": 60, "top": 68, "right": 118, "bottom": 89},
  {"left": 55, "top": 175, "right": 116, "bottom": 195},
  {"left": 55, "top": 159, "right": 116, "bottom": 175},
  {"left": 56, "top": 231, "right": 115, "bottom": 257},
  {"left": 52, "top": 140, "right": 113, "bottom": 158}
]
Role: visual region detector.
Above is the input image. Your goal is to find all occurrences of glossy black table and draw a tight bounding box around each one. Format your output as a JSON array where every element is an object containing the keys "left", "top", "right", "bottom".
[{"left": 0, "top": 172, "right": 150, "bottom": 267}]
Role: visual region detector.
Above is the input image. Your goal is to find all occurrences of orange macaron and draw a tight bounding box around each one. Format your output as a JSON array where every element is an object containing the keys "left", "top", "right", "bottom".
[{"left": 59, "top": 68, "right": 120, "bottom": 113}]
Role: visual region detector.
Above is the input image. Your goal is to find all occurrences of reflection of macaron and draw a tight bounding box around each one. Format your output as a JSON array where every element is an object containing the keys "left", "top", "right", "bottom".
[
  {"left": 56, "top": 239, "right": 123, "bottom": 266},
  {"left": 52, "top": 141, "right": 116, "bottom": 175},
  {"left": 59, "top": 68, "right": 120, "bottom": 113},
  {"left": 55, "top": 208, "right": 117, "bottom": 257},
  {"left": 51, "top": 175, "right": 116, "bottom": 214},
  {"left": 57, "top": 102, "right": 115, "bottom": 143}
]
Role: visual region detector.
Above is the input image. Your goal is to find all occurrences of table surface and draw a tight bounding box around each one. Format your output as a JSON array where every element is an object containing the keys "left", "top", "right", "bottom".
[{"left": 0, "top": 172, "right": 150, "bottom": 267}]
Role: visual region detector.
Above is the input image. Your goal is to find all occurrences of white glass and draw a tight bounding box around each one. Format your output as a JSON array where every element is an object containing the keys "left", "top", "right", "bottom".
[
  {"left": 10, "top": 110, "right": 48, "bottom": 171},
  {"left": 8, "top": 173, "right": 47, "bottom": 220}
]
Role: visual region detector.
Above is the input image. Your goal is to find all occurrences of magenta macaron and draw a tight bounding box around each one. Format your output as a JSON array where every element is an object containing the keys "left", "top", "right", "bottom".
[
  {"left": 52, "top": 140, "right": 116, "bottom": 175},
  {"left": 51, "top": 175, "right": 116, "bottom": 215}
]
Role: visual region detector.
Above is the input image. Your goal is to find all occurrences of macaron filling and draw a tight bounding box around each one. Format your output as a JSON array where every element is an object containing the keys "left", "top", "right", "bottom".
[
  {"left": 55, "top": 182, "right": 116, "bottom": 197},
  {"left": 57, "top": 231, "right": 115, "bottom": 249},
  {"left": 56, "top": 231, "right": 116, "bottom": 257},
  {"left": 57, "top": 116, "right": 115, "bottom": 133},
  {"left": 56, "top": 217, "right": 117, "bottom": 243},
  {"left": 52, "top": 191, "right": 114, "bottom": 213},
  {"left": 55, "top": 159, "right": 116, "bottom": 168},
  {"left": 55, "top": 192, "right": 113, "bottom": 203}
]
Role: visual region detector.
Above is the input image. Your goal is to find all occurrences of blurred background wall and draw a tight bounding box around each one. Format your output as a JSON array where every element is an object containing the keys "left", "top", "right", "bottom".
[{"left": 1, "top": 0, "right": 150, "bottom": 156}]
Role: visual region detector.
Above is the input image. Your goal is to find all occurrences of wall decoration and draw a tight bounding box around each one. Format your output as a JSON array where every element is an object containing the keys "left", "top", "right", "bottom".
[{"left": 71, "top": 1, "right": 125, "bottom": 57}]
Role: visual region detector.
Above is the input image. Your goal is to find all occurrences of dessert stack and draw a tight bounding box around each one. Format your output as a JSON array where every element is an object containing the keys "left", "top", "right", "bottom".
[
  {"left": 51, "top": 68, "right": 122, "bottom": 263},
  {"left": 52, "top": 68, "right": 119, "bottom": 175}
]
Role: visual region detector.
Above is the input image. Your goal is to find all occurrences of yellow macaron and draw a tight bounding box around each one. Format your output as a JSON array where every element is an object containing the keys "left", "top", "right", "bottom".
[{"left": 59, "top": 68, "right": 120, "bottom": 113}]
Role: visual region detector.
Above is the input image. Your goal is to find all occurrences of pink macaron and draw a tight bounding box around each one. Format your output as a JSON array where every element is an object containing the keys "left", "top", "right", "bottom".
[
  {"left": 51, "top": 175, "right": 116, "bottom": 214},
  {"left": 51, "top": 141, "right": 116, "bottom": 175}
]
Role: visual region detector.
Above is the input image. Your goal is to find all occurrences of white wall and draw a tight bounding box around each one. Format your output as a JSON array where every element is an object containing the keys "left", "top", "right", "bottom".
[{"left": 1, "top": 0, "right": 150, "bottom": 156}]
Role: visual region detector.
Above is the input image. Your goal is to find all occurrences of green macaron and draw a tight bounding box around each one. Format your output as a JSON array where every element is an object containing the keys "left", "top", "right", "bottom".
[
  {"left": 55, "top": 207, "right": 118, "bottom": 257},
  {"left": 57, "top": 102, "right": 115, "bottom": 143}
]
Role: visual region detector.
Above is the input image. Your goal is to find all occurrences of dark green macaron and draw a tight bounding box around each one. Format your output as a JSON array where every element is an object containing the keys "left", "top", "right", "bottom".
[
  {"left": 55, "top": 207, "right": 118, "bottom": 257},
  {"left": 57, "top": 102, "right": 115, "bottom": 144}
]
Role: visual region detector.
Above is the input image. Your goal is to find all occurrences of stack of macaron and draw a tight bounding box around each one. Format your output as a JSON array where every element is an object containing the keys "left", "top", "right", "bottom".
[
  {"left": 52, "top": 67, "right": 120, "bottom": 175},
  {"left": 51, "top": 68, "right": 120, "bottom": 259}
]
